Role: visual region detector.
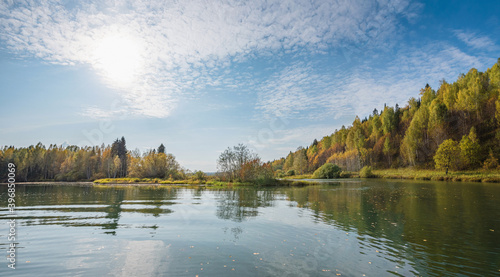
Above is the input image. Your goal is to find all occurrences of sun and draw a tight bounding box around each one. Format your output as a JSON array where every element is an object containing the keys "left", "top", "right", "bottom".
[{"left": 93, "top": 34, "right": 145, "bottom": 86}]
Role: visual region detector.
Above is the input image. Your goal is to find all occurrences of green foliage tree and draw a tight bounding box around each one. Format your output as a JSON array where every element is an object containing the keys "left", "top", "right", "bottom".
[
  {"left": 283, "top": 152, "right": 294, "bottom": 171},
  {"left": 459, "top": 127, "right": 480, "bottom": 169},
  {"left": 293, "top": 148, "right": 308, "bottom": 174},
  {"left": 434, "top": 139, "right": 460, "bottom": 174},
  {"left": 381, "top": 107, "right": 396, "bottom": 135},
  {"left": 456, "top": 69, "right": 486, "bottom": 113},
  {"left": 401, "top": 106, "right": 429, "bottom": 165}
]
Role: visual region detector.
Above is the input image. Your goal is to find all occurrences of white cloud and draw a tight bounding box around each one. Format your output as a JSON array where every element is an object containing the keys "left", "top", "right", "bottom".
[
  {"left": 255, "top": 62, "right": 352, "bottom": 121},
  {"left": 256, "top": 42, "right": 494, "bottom": 126},
  {"left": 0, "top": 0, "right": 415, "bottom": 118},
  {"left": 346, "top": 43, "right": 493, "bottom": 116},
  {"left": 454, "top": 30, "right": 498, "bottom": 51}
]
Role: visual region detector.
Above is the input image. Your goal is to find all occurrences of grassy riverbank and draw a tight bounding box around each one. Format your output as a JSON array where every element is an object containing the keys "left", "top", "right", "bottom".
[
  {"left": 371, "top": 168, "right": 500, "bottom": 182},
  {"left": 92, "top": 177, "right": 334, "bottom": 187},
  {"left": 93, "top": 177, "right": 256, "bottom": 186},
  {"left": 280, "top": 168, "right": 500, "bottom": 183}
]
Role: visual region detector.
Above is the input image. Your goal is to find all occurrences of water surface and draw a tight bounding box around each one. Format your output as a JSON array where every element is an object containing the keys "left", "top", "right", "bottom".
[{"left": 1, "top": 180, "right": 499, "bottom": 276}]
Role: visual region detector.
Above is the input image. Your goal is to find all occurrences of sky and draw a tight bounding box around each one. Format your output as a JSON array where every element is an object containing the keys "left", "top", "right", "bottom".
[{"left": 0, "top": 0, "right": 499, "bottom": 172}]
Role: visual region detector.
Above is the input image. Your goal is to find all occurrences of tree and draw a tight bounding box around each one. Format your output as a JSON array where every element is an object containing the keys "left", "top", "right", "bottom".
[
  {"left": 401, "top": 106, "right": 429, "bottom": 165},
  {"left": 381, "top": 106, "right": 396, "bottom": 135},
  {"left": 496, "top": 98, "right": 500, "bottom": 124},
  {"left": 217, "top": 144, "right": 273, "bottom": 184},
  {"left": 383, "top": 136, "right": 394, "bottom": 166},
  {"left": 434, "top": 139, "right": 459, "bottom": 174},
  {"left": 293, "top": 148, "right": 308, "bottom": 174},
  {"left": 217, "top": 144, "right": 256, "bottom": 181},
  {"left": 111, "top": 137, "right": 128, "bottom": 177},
  {"left": 112, "top": 155, "right": 121, "bottom": 178},
  {"left": 283, "top": 152, "right": 294, "bottom": 171},
  {"left": 459, "top": 127, "right": 480, "bottom": 169},
  {"left": 193, "top": 170, "right": 206, "bottom": 181},
  {"left": 158, "top": 143, "right": 165, "bottom": 154}
]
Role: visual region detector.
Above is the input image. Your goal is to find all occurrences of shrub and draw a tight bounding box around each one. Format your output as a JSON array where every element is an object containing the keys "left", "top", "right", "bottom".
[
  {"left": 286, "top": 169, "right": 295, "bottom": 176},
  {"left": 339, "top": 171, "right": 352, "bottom": 178},
  {"left": 312, "top": 163, "right": 341, "bottom": 179},
  {"left": 359, "top": 166, "right": 374, "bottom": 178},
  {"left": 193, "top": 170, "right": 206, "bottom": 181},
  {"left": 275, "top": 169, "right": 285, "bottom": 178}
]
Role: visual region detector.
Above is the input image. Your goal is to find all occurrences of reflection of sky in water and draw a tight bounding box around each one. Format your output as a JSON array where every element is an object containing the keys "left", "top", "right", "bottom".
[{"left": 0, "top": 181, "right": 499, "bottom": 276}]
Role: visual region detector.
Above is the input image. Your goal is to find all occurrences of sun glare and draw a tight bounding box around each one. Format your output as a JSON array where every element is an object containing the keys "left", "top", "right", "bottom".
[{"left": 93, "top": 34, "right": 145, "bottom": 87}]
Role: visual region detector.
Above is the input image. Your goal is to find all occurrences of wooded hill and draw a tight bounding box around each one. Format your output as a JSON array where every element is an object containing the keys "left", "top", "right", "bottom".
[{"left": 271, "top": 59, "right": 500, "bottom": 176}]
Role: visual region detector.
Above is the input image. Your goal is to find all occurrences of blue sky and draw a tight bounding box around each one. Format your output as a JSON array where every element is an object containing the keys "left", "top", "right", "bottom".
[{"left": 0, "top": 0, "right": 499, "bottom": 172}]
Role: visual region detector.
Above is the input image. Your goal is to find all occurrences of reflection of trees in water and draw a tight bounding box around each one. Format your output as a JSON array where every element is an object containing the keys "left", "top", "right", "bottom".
[
  {"left": 215, "top": 189, "right": 275, "bottom": 222},
  {"left": 222, "top": 226, "right": 243, "bottom": 242},
  {"left": 8, "top": 185, "right": 180, "bottom": 234},
  {"left": 102, "top": 188, "right": 125, "bottom": 234},
  {"left": 102, "top": 187, "right": 179, "bottom": 234},
  {"left": 281, "top": 181, "right": 500, "bottom": 277}
]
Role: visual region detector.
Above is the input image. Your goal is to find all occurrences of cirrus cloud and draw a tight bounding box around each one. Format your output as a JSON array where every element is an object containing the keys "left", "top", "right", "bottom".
[{"left": 0, "top": 0, "right": 417, "bottom": 117}]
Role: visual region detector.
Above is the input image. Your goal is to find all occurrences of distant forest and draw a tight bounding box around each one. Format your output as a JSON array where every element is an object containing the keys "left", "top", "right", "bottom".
[
  {"left": 1, "top": 59, "right": 499, "bottom": 182},
  {"left": 270, "top": 59, "right": 500, "bottom": 176},
  {"left": 0, "top": 138, "right": 186, "bottom": 182}
]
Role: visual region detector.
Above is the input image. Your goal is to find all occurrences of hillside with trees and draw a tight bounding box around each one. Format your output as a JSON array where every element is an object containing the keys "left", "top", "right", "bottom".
[{"left": 271, "top": 59, "right": 500, "bottom": 176}]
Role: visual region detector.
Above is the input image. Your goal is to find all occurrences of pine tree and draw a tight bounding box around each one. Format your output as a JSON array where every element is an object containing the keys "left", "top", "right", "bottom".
[{"left": 158, "top": 143, "right": 166, "bottom": 154}]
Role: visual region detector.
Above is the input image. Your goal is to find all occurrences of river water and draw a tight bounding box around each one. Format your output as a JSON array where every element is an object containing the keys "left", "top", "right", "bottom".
[{"left": 0, "top": 180, "right": 499, "bottom": 276}]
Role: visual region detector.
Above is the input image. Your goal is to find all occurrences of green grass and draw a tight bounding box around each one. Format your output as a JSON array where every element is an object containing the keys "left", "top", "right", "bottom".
[
  {"left": 281, "top": 174, "right": 313, "bottom": 179},
  {"left": 93, "top": 178, "right": 256, "bottom": 187},
  {"left": 93, "top": 177, "right": 207, "bottom": 185},
  {"left": 371, "top": 168, "right": 500, "bottom": 183}
]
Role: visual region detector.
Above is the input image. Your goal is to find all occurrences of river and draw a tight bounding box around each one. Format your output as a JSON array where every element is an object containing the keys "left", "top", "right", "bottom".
[{"left": 1, "top": 179, "right": 499, "bottom": 276}]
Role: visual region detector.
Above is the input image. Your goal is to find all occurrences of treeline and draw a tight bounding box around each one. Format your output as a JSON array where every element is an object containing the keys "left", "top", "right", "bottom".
[
  {"left": 0, "top": 137, "right": 186, "bottom": 182},
  {"left": 272, "top": 59, "right": 500, "bottom": 175}
]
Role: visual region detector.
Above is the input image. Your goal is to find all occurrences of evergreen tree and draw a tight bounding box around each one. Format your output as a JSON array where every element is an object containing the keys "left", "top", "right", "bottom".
[{"left": 158, "top": 143, "right": 166, "bottom": 154}]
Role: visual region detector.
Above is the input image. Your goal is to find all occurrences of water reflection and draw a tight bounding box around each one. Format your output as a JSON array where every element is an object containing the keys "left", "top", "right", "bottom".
[
  {"left": 214, "top": 189, "right": 275, "bottom": 222},
  {"left": 0, "top": 181, "right": 499, "bottom": 276}
]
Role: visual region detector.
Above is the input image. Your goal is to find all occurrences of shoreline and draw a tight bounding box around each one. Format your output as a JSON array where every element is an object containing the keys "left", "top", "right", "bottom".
[{"left": 2, "top": 169, "right": 500, "bottom": 186}]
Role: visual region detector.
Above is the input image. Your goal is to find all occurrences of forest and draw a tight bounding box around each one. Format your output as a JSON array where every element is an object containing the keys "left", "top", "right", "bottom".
[
  {"left": 271, "top": 59, "right": 500, "bottom": 176},
  {"left": 0, "top": 138, "right": 186, "bottom": 182}
]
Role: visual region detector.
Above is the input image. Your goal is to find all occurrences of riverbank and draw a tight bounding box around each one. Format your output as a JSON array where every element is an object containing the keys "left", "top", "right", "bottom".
[
  {"left": 280, "top": 168, "right": 500, "bottom": 183},
  {"left": 92, "top": 177, "right": 328, "bottom": 187},
  {"left": 371, "top": 168, "right": 500, "bottom": 183},
  {"left": 5, "top": 169, "right": 499, "bottom": 186}
]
